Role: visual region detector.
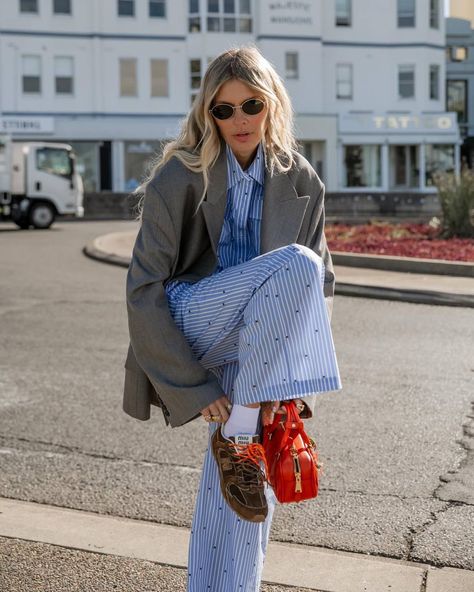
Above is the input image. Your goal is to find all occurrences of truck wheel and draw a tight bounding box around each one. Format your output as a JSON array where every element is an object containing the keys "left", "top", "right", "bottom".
[{"left": 29, "top": 202, "right": 56, "bottom": 229}]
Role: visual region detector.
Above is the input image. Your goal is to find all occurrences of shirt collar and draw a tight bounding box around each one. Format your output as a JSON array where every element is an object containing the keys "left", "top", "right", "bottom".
[{"left": 226, "top": 143, "right": 265, "bottom": 189}]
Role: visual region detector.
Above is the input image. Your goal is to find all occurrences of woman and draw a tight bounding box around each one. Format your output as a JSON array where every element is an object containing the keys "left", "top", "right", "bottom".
[{"left": 124, "top": 46, "right": 342, "bottom": 592}]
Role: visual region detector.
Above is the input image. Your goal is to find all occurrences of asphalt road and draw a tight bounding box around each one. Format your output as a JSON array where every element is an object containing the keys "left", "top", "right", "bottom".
[{"left": 0, "top": 220, "right": 473, "bottom": 575}]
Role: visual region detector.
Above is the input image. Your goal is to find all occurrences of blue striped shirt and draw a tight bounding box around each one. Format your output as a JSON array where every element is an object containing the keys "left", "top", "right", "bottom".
[
  {"left": 166, "top": 143, "right": 265, "bottom": 298},
  {"left": 216, "top": 143, "right": 265, "bottom": 271}
]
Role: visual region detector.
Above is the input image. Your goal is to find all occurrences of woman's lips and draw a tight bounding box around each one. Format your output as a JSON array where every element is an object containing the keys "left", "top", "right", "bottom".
[{"left": 234, "top": 131, "right": 252, "bottom": 143}]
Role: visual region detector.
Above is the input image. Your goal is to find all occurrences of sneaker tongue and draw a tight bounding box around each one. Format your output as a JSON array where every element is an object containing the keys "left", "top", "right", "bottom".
[{"left": 234, "top": 434, "right": 257, "bottom": 446}]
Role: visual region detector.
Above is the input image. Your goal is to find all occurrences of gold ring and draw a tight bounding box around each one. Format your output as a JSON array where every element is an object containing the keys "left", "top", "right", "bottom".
[{"left": 210, "top": 414, "right": 221, "bottom": 422}]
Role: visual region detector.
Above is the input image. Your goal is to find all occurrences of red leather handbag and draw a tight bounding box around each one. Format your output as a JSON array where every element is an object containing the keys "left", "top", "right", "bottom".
[{"left": 262, "top": 400, "right": 320, "bottom": 504}]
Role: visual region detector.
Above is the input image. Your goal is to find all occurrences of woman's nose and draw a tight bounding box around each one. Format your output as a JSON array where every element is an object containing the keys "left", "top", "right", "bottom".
[{"left": 233, "top": 106, "right": 249, "bottom": 122}]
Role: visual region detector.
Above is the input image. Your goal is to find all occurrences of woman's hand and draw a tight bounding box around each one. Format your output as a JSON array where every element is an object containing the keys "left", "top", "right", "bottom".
[
  {"left": 261, "top": 398, "right": 306, "bottom": 426},
  {"left": 201, "top": 395, "right": 233, "bottom": 423}
]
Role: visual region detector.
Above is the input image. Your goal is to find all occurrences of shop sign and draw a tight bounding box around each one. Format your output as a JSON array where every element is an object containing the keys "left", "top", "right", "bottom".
[
  {"left": 372, "top": 115, "right": 454, "bottom": 130},
  {"left": 340, "top": 113, "right": 457, "bottom": 134},
  {"left": 267, "top": 1, "right": 313, "bottom": 26},
  {"left": 0, "top": 117, "right": 54, "bottom": 134}
]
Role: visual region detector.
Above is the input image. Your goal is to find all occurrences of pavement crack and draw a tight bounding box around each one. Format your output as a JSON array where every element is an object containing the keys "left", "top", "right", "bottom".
[
  {"left": 404, "top": 502, "right": 455, "bottom": 564},
  {"left": 434, "top": 400, "right": 474, "bottom": 506}
]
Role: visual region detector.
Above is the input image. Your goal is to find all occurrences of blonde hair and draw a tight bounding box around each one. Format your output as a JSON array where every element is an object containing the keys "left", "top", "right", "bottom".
[{"left": 136, "top": 45, "right": 297, "bottom": 214}]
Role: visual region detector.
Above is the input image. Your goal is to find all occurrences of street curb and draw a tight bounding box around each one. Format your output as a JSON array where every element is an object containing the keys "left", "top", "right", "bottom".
[
  {"left": 335, "top": 283, "right": 474, "bottom": 308},
  {"left": 83, "top": 240, "right": 130, "bottom": 268},
  {"left": 3, "top": 497, "right": 474, "bottom": 592},
  {"left": 83, "top": 235, "right": 474, "bottom": 308},
  {"left": 332, "top": 252, "right": 474, "bottom": 278}
]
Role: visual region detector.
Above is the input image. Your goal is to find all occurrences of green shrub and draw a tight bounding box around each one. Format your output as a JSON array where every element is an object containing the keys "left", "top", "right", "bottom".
[{"left": 434, "top": 168, "right": 474, "bottom": 238}]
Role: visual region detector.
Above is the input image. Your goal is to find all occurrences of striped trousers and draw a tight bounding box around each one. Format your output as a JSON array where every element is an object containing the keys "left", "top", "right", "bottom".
[{"left": 166, "top": 244, "right": 342, "bottom": 592}]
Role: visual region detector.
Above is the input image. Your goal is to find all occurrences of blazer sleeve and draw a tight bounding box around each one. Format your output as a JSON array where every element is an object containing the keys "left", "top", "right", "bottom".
[
  {"left": 126, "top": 181, "right": 225, "bottom": 425},
  {"left": 299, "top": 180, "right": 336, "bottom": 420},
  {"left": 306, "top": 182, "right": 335, "bottom": 321}
]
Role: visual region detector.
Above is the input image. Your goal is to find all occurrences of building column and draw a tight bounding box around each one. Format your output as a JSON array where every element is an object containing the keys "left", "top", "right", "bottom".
[
  {"left": 454, "top": 141, "right": 461, "bottom": 181},
  {"left": 337, "top": 139, "right": 344, "bottom": 190},
  {"left": 419, "top": 142, "right": 426, "bottom": 190},
  {"left": 381, "top": 142, "right": 389, "bottom": 191},
  {"left": 112, "top": 141, "right": 125, "bottom": 192}
]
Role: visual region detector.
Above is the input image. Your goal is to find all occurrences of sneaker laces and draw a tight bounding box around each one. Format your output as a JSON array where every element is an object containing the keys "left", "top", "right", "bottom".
[{"left": 228, "top": 442, "right": 269, "bottom": 485}]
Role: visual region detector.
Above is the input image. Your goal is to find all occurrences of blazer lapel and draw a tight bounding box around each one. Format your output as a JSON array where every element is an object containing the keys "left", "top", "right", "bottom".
[
  {"left": 260, "top": 165, "right": 310, "bottom": 254},
  {"left": 200, "top": 148, "right": 228, "bottom": 256},
  {"left": 201, "top": 146, "right": 310, "bottom": 257}
]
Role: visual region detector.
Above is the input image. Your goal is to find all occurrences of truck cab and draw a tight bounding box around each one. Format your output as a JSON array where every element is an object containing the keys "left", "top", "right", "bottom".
[{"left": 0, "top": 136, "right": 84, "bottom": 229}]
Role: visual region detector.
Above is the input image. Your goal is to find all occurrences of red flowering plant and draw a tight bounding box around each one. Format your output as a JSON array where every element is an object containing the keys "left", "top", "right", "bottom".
[
  {"left": 325, "top": 219, "right": 474, "bottom": 263},
  {"left": 326, "top": 167, "right": 474, "bottom": 262}
]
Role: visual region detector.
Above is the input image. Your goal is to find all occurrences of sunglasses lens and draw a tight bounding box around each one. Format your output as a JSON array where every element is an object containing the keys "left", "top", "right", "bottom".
[
  {"left": 242, "top": 99, "right": 265, "bottom": 115},
  {"left": 211, "top": 104, "right": 234, "bottom": 120}
]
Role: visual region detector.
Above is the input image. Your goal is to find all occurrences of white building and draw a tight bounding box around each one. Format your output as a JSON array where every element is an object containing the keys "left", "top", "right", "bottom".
[{"left": 0, "top": 0, "right": 460, "bottom": 195}]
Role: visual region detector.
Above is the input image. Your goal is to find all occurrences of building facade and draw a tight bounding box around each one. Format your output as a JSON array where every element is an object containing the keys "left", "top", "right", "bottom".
[
  {"left": 0, "top": 0, "right": 460, "bottom": 195},
  {"left": 446, "top": 16, "right": 474, "bottom": 166},
  {"left": 450, "top": 0, "right": 474, "bottom": 24}
]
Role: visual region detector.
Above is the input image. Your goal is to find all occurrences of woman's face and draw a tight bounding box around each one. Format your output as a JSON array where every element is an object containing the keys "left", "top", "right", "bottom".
[{"left": 211, "top": 79, "right": 267, "bottom": 170}]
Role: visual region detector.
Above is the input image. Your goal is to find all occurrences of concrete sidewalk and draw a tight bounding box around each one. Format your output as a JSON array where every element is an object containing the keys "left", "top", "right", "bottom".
[
  {"left": 84, "top": 228, "right": 474, "bottom": 308},
  {"left": 1, "top": 497, "right": 474, "bottom": 592}
]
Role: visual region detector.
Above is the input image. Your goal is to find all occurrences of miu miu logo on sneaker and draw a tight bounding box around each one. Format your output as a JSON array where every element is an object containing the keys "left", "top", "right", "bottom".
[{"left": 235, "top": 434, "right": 254, "bottom": 446}]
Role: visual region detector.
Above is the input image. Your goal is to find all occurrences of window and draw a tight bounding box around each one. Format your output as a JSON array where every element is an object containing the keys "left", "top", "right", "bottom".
[
  {"left": 397, "top": 0, "right": 415, "bottom": 27},
  {"left": 53, "top": 0, "right": 71, "bottom": 14},
  {"left": 124, "top": 141, "right": 163, "bottom": 191},
  {"left": 430, "top": 64, "right": 440, "bottom": 100},
  {"left": 120, "top": 58, "right": 137, "bottom": 96},
  {"left": 390, "top": 145, "right": 419, "bottom": 189},
  {"left": 149, "top": 0, "right": 165, "bottom": 17},
  {"left": 22, "top": 55, "right": 41, "bottom": 94},
  {"left": 206, "top": 0, "right": 252, "bottom": 33},
  {"left": 285, "top": 52, "right": 298, "bottom": 80},
  {"left": 300, "top": 141, "right": 324, "bottom": 181},
  {"left": 336, "top": 64, "right": 353, "bottom": 99},
  {"left": 430, "top": 0, "right": 439, "bottom": 28},
  {"left": 55, "top": 56, "right": 74, "bottom": 94},
  {"left": 118, "top": 0, "right": 134, "bottom": 17},
  {"left": 151, "top": 59, "right": 168, "bottom": 97},
  {"left": 447, "top": 80, "right": 468, "bottom": 124},
  {"left": 189, "top": 0, "right": 201, "bottom": 31},
  {"left": 20, "top": 0, "right": 38, "bottom": 13},
  {"left": 344, "top": 145, "right": 382, "bottom": 187},
  {"left": 335, "top": 0, "right": 351, "bottom": 26},
  {"left": 36, "top": 147, "right": 72, "bottom": 177},
  {"left": 425, "top": 145, "right": 455, "bottom": 186},
  {"left": 190, "top": 58, "right": 202, "bottom": 103},
  {"left": 398, "top": 65, "right": 415, "bottom": 99},
  {"left": 447, "top": 46, "right": 468, "bottom": 62}
]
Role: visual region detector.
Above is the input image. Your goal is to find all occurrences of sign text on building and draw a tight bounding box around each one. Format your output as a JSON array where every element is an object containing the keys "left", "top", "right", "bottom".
[{"left": 0, "top": 117, "right": 54, "bottom": 135}]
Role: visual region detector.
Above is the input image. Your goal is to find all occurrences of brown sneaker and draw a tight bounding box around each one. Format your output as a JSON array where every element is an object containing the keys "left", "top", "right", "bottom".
[{"left": 211, "top": 427, "right": 269, "bottom": 523}]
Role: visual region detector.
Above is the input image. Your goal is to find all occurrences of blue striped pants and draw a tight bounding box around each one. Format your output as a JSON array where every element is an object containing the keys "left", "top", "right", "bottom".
[{"left": 166, "top": 244, "right": 342, "bottom": 592}]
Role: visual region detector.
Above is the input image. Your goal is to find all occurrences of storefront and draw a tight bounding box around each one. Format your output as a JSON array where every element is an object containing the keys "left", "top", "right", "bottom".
[{"left": 338, "top": 113, "right": 461, "bottom": 192}]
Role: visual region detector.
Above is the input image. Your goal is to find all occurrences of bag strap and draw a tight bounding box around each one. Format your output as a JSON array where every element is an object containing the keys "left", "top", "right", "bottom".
[{"left": 271, "top": 401, "right": 305, "bottom": 451}]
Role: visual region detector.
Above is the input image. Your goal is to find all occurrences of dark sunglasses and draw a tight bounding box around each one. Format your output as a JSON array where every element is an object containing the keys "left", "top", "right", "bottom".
[{"left": 209, "top": 98, "right": 265, "bottom": 120}]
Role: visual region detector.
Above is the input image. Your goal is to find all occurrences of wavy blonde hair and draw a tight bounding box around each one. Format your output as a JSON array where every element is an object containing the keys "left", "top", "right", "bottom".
[{"left": 136, "top": 45, "right": 297, "bottom": 213}]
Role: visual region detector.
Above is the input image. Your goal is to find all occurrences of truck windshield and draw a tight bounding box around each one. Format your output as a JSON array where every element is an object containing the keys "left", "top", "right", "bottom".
[{"left": 36, "top": 147, "right": 72, "bottom": 178}]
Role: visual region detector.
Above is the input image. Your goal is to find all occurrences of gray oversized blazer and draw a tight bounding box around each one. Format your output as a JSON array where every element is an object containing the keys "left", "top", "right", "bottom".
[{"left": 124, "top": 147, "right": 335, "bottom": 428}]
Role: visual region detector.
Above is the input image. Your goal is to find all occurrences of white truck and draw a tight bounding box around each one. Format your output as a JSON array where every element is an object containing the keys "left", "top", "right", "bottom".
[{"left": 0, "top": 134, "right": 84, "bottom": 229}]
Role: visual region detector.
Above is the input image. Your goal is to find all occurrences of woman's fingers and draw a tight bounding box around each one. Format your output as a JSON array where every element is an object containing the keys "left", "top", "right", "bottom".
[
  {"left": 293, "top": 398, "right": 306, "bottom": 415},
  {"left": 261, "top": 400, "right": 280, "bottom": 426},
  {"left": 201, "top": 396, "right": 232, "bottom": 423}
]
